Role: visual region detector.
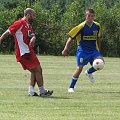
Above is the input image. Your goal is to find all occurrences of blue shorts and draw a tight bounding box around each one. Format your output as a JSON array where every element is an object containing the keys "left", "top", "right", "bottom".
[{"left": 76, "top": 50, "right": 102, "bottom": 66}]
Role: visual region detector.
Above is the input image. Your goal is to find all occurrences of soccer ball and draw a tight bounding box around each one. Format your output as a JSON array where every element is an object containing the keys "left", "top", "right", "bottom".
[{"left": 92, "top": 59, "right": 104, "bottom": 70}]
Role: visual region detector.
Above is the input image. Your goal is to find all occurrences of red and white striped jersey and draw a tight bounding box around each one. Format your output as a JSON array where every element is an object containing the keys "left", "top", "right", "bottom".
[{"left": 8, "top": 18, "right": 35, "bottom": 61}]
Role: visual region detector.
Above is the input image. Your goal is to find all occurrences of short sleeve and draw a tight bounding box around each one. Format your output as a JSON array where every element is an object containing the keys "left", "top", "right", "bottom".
[
  {"left": 94, "top": 21, "right": 101, "bottom": 38},
  {"left": 8, "top": 20, "right": 23, "bottom": 34},
  {"left": 68, "top": 21, "right": 85, "bottom": 39},
  {"left": 68, "top": 26, "right": 80, "bottom": 39},
  {"left": 98, "top": 25, "right": 101, "bottom": 38}
]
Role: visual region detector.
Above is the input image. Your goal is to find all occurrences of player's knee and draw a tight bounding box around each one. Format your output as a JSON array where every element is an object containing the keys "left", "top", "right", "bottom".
[
  {"left": 76, "top": 66, "right": 83, "bottom": 73},
  {"left": 35, "top": 65, "right": 42, "bottom": 73}
]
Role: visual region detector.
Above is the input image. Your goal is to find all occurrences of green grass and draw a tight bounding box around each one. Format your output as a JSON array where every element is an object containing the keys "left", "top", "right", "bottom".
[{"left": 0, "top": 55, "right": 120, "bottom": 120}]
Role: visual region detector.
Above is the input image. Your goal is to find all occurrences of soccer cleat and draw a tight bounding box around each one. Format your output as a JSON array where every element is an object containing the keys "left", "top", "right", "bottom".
[
  {"left": 40, "top": 90, "right": 53, "bottom": 97},
  {"left": 85, "top": 70, "right": 95, "bottom": 83},
  {"left": 28, "top": 92, "right": 39, "bottom": 96},
  {"left": 68, "top": 88, "right": 74, "bottom": 93}
]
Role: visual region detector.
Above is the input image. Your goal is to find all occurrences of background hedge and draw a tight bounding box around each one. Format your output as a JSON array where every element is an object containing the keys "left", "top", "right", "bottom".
[{"left": 0, "top": 0, "right": 120, "bottom": 57}]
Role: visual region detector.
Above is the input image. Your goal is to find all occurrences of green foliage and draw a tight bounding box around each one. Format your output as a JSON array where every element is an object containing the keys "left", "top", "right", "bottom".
[
  {"left": 93, "top": 0, "right": 120, "bottom": 56},
  {"left": 0, "top": 0, "right": 120, "bottom": 56}
]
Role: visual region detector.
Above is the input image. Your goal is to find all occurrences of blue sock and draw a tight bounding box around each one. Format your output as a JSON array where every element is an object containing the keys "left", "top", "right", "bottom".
[
  {"left": 69, "top": 77, "right": 78, "bottom": 88},
  {"left": 87, "top": 67, "right": 96, "bottom": 74}
]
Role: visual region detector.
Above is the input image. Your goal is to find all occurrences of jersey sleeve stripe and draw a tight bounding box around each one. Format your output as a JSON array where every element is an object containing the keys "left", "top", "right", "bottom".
[{"left": 68, "top": 21, "right": 85, "bottom": 39}]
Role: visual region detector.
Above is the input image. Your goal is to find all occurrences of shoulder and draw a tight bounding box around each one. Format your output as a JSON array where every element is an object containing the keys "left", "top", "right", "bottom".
[
  {"left": 77, "top": 21, "right": 86, "bottom": 29},
  {"left": 14, "top": 19, "right": 22, "bottom": 23},
  {"left": 93, "top": 21, "right": 100, "bottom": 27},
  {"left": 14, "top": 19, "right": 25, "bottom": 25},
  {"left": 8, "top": 19, "right": 24, "bottom": 33}
]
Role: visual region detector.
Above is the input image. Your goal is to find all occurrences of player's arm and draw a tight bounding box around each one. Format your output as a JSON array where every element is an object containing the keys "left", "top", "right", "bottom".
[
  {"left": 29, "top": 35, "right": 36, "bottom": 47},
  {"left": 0, "top": 30, "right": 11, "bottom": 44},
  {"left": 97, "top": 37, "right": 101, "bottom": 51},
  {"left": 97, "top": 24, "right": 102, "bottom": 51},
  {"left": 62, "top": 37, "right": 72, "bottom": 56},
  {"left": 62, "top": 25, "right": 81, "bottom": 56},
  {"left": 0, "top": 20, "right": 23, "bottom": 45}
]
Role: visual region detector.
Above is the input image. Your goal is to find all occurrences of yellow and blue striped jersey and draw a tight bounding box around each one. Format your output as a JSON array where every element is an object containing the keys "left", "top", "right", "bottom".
[{"left": 68, "top": 21, "right": 101, "bottom": 52}]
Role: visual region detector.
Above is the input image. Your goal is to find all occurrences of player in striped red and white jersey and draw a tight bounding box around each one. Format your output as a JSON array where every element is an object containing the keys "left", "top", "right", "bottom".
[{"left": 0, "top": 8, "right": 53, "bottom": 97}]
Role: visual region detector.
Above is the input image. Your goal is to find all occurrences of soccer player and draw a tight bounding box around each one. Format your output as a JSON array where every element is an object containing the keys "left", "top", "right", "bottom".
[
  {"left": 62, "top": 8, "right": 104, "bottom": 92},
  {"left": 0, "top": 8, "right": 53, "bottom": 97}
]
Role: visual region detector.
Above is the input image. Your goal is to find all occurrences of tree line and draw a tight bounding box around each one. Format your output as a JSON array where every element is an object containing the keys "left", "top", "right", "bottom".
[{"left": 0, "top": 0, "right": 120, "bottom": 57}]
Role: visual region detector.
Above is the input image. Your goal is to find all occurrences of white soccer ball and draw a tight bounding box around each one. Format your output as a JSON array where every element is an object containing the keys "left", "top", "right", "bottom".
[{"left": 92, "top": 59, "right": 104, "bottom": 70}]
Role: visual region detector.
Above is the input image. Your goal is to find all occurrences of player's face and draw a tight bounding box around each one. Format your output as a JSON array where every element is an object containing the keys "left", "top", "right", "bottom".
[
  {"left": 85, "top": 12, "right": 95, "bottom": 23},
  {"left": 28, "top": 12, "right": 36, "bottom": 24}
]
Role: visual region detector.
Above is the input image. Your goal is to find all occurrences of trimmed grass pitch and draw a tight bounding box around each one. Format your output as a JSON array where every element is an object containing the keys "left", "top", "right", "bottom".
[{"left": 0, "top": 55, "right": 120, "bottom": 120}]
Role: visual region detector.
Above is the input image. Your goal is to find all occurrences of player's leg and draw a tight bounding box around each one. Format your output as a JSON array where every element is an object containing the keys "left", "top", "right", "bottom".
[
  {"left": 28, "top": 53, "right": 52, "bottom": 96},
  {"left": 87, "top": 53, "right": 104, "bottom": 74},
  {"left": 85, "top": 68, "right": 95, "bottom": 83},
  {"left": 32, "top": 65, "right": 44, "bottom": 92},
  {"left": 28, "top": 66, "right": 44, "bottom": 95},
  {"left": 85, "top": 51, "right": 104, "bottom": 82},
  {"left": 87, "top": 56, "right": 104, "bottom": 74},
  {"left": 28, "top": 70, "right": 38, "bottom": 96},
  {"left": 68, "top": 51, "right": 85, "bottom": 92},
  {"left": 19, "top": 54, "right": 37, "bottom": 96},
  {"left": 29, "top": 72, "right": 36, "bottom": 87},
  {"left": 32, "top": 65, "right": 53, "bottom": 96},
  {"left": 68, "top": 66, "right": 83, "bottom": 92},
  {"left": 19, "top": 53, "right": 53, "bottom": 96}
]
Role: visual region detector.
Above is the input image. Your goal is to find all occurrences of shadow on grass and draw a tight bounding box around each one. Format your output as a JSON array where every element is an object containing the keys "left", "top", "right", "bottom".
[{"left": 40, "top": 95, "right": 71, "bottom": 99}]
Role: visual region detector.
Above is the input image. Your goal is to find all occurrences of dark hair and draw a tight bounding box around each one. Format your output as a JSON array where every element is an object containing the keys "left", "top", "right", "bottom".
[{"left": 85, "top": 8, "right": 95, "bottom": 14}]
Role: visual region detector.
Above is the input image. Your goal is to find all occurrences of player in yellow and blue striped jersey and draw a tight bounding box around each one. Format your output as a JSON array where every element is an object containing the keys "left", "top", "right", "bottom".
[{"left": 62, "top": 8, "right": 104, "bottom": 92}]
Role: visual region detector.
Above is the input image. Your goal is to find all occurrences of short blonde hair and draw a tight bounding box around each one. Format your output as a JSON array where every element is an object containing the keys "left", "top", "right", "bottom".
[
  {"left": 24, "top": 8, "right": 35, "bottom": 16},
  {"left": 85, "top": 8, "right": 95, "bottom": 14}
]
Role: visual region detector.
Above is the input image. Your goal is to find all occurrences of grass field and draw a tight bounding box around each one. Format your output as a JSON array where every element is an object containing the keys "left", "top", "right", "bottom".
[{"left": 0, "top": 55, "right": 120, "bottom": 120}]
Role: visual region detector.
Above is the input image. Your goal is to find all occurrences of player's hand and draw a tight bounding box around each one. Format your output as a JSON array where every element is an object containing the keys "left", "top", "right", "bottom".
[
  {"left": 62, "top": 49, "right": 67, "bottom": 56},
  {"left": 29, "top": 37, "right": 35, "bottom": 47},
  {"left": 0, "top": 37, "right": 2, "bottom": 44}
]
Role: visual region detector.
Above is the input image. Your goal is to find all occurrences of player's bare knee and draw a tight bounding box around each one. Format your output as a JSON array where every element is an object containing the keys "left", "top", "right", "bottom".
[
  {"left": 35, "top": 65, "right": 42, "bottom": 73},
  {"left": 77, "top": 66, "right": 83, "bottom": 72}
]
